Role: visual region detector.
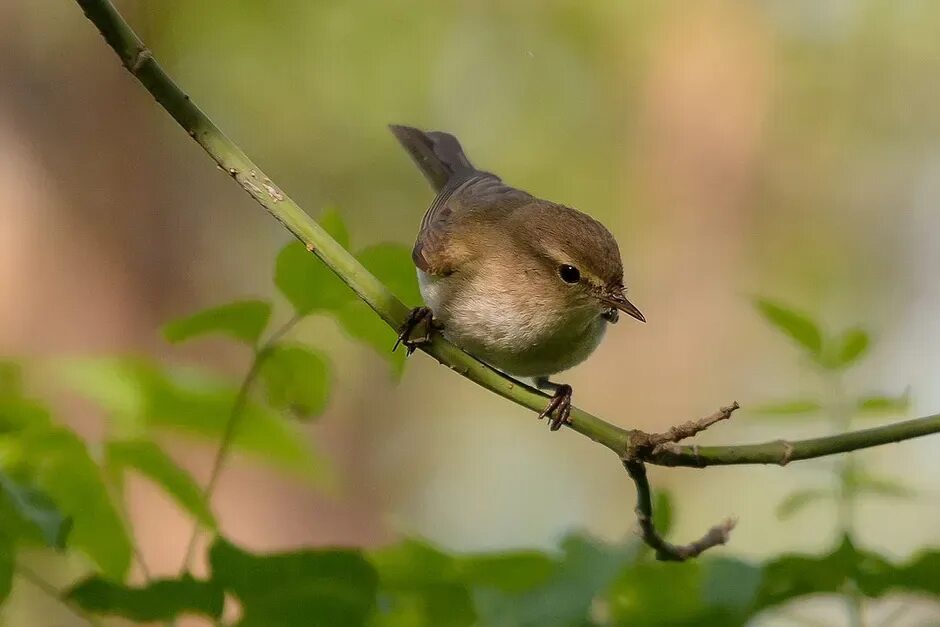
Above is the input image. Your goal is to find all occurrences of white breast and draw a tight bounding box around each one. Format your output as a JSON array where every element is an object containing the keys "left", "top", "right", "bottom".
[{"left": 417, "top": 269, "right": 607, "bottom": 378}]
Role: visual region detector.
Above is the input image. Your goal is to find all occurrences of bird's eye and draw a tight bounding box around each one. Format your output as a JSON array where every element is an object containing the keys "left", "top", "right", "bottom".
[{"left": 558, "top": 264, "right": 581, "bottom": 284}]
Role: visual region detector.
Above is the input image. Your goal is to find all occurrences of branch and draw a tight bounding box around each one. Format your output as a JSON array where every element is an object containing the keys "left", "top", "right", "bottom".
[
  {"left": 624, "top": 461, "right": 735, "bottom": 561},
  {"left": 648, "top": 412, "right": 940, "bottom": 467},
  {"left": 73, "top": 0, "right": 940, "bottom": 471}
]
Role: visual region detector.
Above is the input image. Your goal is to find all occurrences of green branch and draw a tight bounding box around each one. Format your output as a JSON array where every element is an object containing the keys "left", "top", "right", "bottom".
[{"left": 73, "top": 0, "right": 940, "bottom": 470}]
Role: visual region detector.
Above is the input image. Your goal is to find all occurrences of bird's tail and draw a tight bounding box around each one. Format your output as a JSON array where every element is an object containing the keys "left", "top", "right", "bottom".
[{"left": 389, "top": 125, "right": 477, "bottom": 192}]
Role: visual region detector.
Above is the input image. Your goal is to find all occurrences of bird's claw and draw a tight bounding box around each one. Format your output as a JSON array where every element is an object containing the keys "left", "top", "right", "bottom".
[
  {"left": 538, "top": 384, "right": 573, "bottom": 431},
  {"left": 394, "top": 306, "right": 435, "bottom": 355}
]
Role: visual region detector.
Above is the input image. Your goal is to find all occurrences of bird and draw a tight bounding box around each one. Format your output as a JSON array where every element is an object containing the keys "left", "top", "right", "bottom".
[{"left": 389, "top": 125, "right": 644, "bottom": 430}]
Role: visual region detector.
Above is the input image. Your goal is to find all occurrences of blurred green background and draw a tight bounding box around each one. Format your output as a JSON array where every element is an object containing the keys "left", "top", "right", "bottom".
[{"left": 2, "top": 0, "right": 940, "bottom": 624}]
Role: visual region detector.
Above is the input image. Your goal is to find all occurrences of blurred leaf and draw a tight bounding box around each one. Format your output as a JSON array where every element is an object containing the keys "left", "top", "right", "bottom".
[
  {"left": 370, "top": 539, "right": 474, "bottom": 627},
  {"left": 337, "top": 301, "right": 406, "bottom": 377},
  {"left": 701, "top": 558, "right": 763, "bottom": 611},
  {"left": 844, "top": 470, "right": 915, "bottom": 500},
  {"left": 0, "top": 361, "right": 22, "bottom": 397},
  {"left": 0, "top": 397, "right": 51, "bottom": 435},
  {"left": 105, "top": 440, "right": 216, "bottom": 529},
  {"left": 333, "top": 243, "right": 418, "bottom": 375},
  {"left": 19, "top": 427, "right": 131, "bottom": 579},
  {"left": 748, "top": 399, "right": 822, "bottom": 421},
  {"left": 856, "top": 390, "right": 911, "bottom": 417},
  {"left": 0, "top": 532, "right": 11, "bottom": 604},
  {"left": 146, "top": 369, "right": 330, "bottom": 483},
  {"left": 357, "top": 243, "right": 421, "bottom": 307},
  {"left": 473, "top": 533, "right": 638, "bottom": 627},
  {"left": 754, "top": 299, "right": 823, "bottom": 358},
  {"left": 776, "top": 489, "right": 831, "bottom": 520},
  {"left": 825, "top": 328, "right": 870, "bottom": 369},
  {"left": 68, "top": 575, "right": 223, "bottom": 621},
  {"left": 457, "top": 551, "right": 555, "bottom": 593},
  {"left": 259, "top": 345, "right": 331, "bottom": 420},
  {"left": 608, "top": 538, "right": 940, "bottom": 625},
  {"left": 371, "top": 539, "right": 456, "bottom": 588},
  {"left": 59, "top": 358, "right": 328, "bottom": 481},
  {"left": 55, "top": 359, "right": 148, "bottom": 431},
  {"left": 163, "top": 300, "right": 272, "bottom": 346},
  {"left": 210, "top": 538, "right": 378, "bottom": 627},
  {"left": 320, "top": 208, "right": 351, "bottom": 250},
  {"left": 750, "top": 400, "right": 822, "bottom": 420},
  {"left": 275, "top": 242, "right": 354, "bottom": 315},
  {"left": 0, "top": 471, "right": 71, "bottom": 549},
  {"left": 609, "top": 559, "right": 725, "bottom": 625},
  {"left": 651, "top": 490, "right": 673, "bottom": 536},
  {"left": 756, "top": 536, "right": 940, "bottom": 608}
]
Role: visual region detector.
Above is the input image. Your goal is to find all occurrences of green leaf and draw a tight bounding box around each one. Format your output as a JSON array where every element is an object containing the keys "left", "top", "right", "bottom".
[
  {"left": 370, "top": 539, "right": 475, "bottom": 627},
  {"left": 105, "top": 440, "right": 216, "bottom": 529},
  {"left": 259, "top": 345, "right": 331, "bottom": 420},
  {"left": 0, "top": 532, "right": 12, "bottom": 604},
  {"left": 0, "top": 471, "right": 71, "bottom": 549},
  {"left": 826, "top": 328, "right": 870, "bottom": 369},
  {"left": 701, "top": 558, "right": 763, "bottom": 611},
  {"left": 210, "top": 538, "right": 378, "bottom": 627},
  {"left": 0, "top": 361, "right": 22, "bottom": 398},
  {"left": 320, "top": 208, "right": 350, "bottom": 250},
  {"left": 769, "top": 544, "right": 939, "bottom": 624},
  {"left": 356, "top": 244, "right": 421, "bottom": 307},
  {"left": 608, "top": 559, "right": 720, "bottom": 625},
  {"left": 333, "top": 243, "right": 417, "bottom": 373},
  {"left": 0, "top": 397, "right": 51, "bottom": 435},
  {"left": 59, "top": 358, "right": 328, "bottom": 481},
  {"left": 275, "top": 242, "right": 354, "bottom": 315},
  {"left": 371, "top": 539, "right": 457, "bottom": 588},
  {"left": 750, "top": 400, "right": 822, "bottom": 419},
  {"left": 473, "top": 533, "right": 638, "bottom": 627},
  {"left": 753, "top": 299, "right": 823, "bottom": 358},
  {"left": 456, "top": 551, "right": 555, "bottom": 593},
  {"left": 776, "top": 489, "right": 831, "bottom": 520},
  {"left": 856, "top": 390, "right": 910, "bottom": 417},
  {"left": 19, "top": 427, "right": 131, "bottom": 579},
  {"left": 68, "top": 575, "right": 224, "bottom": 621},
  {"left": 163, "top": 300, "right": 272, "bottom": 345},
  {"left": 844, "top": 470, "right": 915, "bottom": 500},
  {"left": 605, "top": 537, "right": 940, "bottom": 626},
  {"left": 337, "top": 301, "right": 406, "bottom": 376}
]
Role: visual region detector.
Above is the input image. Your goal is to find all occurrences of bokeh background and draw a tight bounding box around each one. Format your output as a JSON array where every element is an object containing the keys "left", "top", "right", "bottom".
[{"left": 2, "top": 0, "right": 940, "bottom": 624}]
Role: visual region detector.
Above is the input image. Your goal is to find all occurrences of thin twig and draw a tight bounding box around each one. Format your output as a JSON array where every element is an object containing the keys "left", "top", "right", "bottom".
[
  {"left": 625, "top": 403, "right": 739, "bottom": 462},
  {"left": 178, "top": 315, "right": 301, "bottom": 573},
  {"left": 624, "top": 460, "right": 735, "bottom": 561},
  {"left": 15, "top": 563, "right": 101, "bottom": 626}
]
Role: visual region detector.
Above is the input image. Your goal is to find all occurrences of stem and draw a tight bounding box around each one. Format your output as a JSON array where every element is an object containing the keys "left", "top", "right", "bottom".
[
  {"left": 624, "top": 460, "right": 735, "bottom": 560},
  {"left": 73, "top": 0, "right": 940, "bottom": 468},
  {"left": 827, "top": 372, "right": 864, "bottom": 627},
  {"left": 15, "top": 563, "right": 101, "bottom": 626},
  {"left": 178, "top": 316, "right": 301, "bottom": 573},
  {"left": 647, "top": 413, "right": 940, "bottom": 467}
]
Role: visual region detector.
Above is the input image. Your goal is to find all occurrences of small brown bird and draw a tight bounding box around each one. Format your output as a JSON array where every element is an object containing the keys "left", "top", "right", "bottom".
[{"left": 391, "top": 125, "right": 644, "bottom": 430}]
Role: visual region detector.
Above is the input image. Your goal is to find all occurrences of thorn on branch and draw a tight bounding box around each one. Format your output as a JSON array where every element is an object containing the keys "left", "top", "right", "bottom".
[{"left": 624, "top": 460, "right": 736, "bottom": 561}]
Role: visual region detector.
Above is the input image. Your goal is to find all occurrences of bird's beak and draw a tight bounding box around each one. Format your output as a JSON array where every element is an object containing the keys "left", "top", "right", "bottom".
[{"left": 599, "top": 293, "right": 646, "bottom": 323}]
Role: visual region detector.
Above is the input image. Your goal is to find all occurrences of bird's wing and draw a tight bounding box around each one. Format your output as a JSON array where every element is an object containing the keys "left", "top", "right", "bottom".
[{"left": 413, "top": 174, "right": 532, "bottom": 275}]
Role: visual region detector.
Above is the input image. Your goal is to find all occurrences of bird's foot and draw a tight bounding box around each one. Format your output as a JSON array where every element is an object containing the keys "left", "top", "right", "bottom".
[
  {"left": 538, "top": 383, "right": 573, "bottom": 431},
  {"left": 394, "top": 306, "right": 435, "bottom": 355}
]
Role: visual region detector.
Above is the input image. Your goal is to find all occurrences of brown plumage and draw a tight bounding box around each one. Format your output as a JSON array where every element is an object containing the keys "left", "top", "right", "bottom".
[{"left": 391, "top": 125, "right": 644, "bottom": 429}]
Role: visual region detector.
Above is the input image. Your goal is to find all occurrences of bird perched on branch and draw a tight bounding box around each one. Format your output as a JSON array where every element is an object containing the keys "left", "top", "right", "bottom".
[{"left": 390, "top": 125, "right": 644, "bottom": 430}]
